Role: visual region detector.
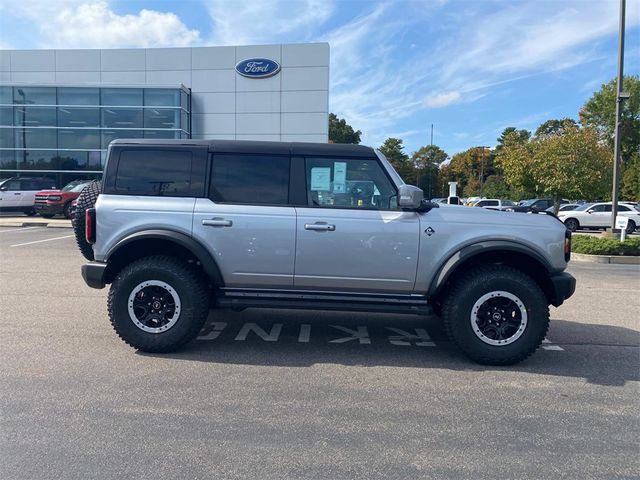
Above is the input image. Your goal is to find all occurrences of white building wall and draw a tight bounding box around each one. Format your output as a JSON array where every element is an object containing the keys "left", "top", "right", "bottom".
[{"left": 0, "top": 43, "right": 329, "bottom": 143}]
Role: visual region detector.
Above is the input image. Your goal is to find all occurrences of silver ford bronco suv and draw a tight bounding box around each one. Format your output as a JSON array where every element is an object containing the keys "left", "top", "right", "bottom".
[{"left": 75, "top": 139, "right": 575, "bottom": 365}]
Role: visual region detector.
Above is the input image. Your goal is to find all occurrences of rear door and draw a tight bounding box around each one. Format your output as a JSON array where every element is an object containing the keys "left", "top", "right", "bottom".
[
  {"left": 584, "top": 203, "right": 607, "bottom": 227},
  {"left": 294, "top": 156, "right": 420, "bottom": 293},
  {"left": 192, "top": 152, "right": 296, "bottom": 289},
  {"left": 0, "top": 179, "right": 22, "bottom": 208}
]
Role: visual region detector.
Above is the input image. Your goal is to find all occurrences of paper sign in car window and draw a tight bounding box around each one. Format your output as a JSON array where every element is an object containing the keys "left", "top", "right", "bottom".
[
  {"left": 333, "top": 162, "right": 347, "bottom": 194},
  {"left": 310, "top": 167, "right": 331, "bottom": 191}
]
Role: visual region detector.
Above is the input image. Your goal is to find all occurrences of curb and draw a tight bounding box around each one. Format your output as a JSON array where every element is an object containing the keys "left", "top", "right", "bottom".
[
  {"left": 0, "top": 222, "right": 72, "bottom": 229},
  {"left": 571, "top": 252, "right": 640, "bottom": 265}
]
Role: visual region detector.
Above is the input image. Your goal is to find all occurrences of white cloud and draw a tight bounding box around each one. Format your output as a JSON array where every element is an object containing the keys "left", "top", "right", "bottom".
[
  {"left": 206, "top": 0, "right": 333, "bottom": 45},
  {"left": 1, "top": 0, "right": 200, "bottom": 48},
  {"left": 424, "top": 91, "right": 461, "bottom": 108}
]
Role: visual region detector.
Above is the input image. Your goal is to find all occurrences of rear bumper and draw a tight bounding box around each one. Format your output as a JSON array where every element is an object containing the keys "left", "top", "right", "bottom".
[
  {"left": 81, "top": 262, "right": 107, "bottom": 289},
  {"left": 549, "top": 272, "right": 576, "bottom": 307}
]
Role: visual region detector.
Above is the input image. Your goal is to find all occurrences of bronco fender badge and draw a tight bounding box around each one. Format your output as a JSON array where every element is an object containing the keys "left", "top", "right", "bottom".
[{"left": 425, "top": 227, "right": 435, "bottom": 236}]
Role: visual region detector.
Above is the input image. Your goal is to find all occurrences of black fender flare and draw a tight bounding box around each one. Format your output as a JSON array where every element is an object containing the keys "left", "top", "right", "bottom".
[
  {"left": 427, "top": 240, "right": 555, "bottom": 296},
  {"left": 105, "top": 229, "right": 224, "bottom": 286}
]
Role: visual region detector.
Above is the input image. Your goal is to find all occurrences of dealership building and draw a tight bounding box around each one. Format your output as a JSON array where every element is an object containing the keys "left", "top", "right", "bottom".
[{"left": 0, "top": 43, "right": 329, "bottom": 185}]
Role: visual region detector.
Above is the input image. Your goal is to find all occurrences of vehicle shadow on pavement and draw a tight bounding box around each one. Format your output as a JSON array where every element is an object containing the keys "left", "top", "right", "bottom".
[{"left": 140, "top": 310, "right": 639, "bottom": 387}]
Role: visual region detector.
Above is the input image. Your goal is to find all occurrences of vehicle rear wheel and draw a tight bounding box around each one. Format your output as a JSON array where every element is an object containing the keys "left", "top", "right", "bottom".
[
  {"left": 72, "top": 180, "right": 101, "bottom": 260},
  {"left": 564, "top": 218, "right": 579, "bottom": 232},
  {"left": 626, "top": 220, "right": 636, "bottom": 235},
  {"left": 108, "top": 256, "right": 210, "bottom": 353},
  {"left": 442, "top": 265, "right": 549, "bottom": 365},
  {"left": 63, "top": 201, "right": 74, "bottom": 219},
  {"left": 40, "top": 214, "right": 55, "bottom": 219}
]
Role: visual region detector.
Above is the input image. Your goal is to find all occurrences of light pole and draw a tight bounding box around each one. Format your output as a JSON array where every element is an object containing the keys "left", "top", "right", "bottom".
[
  {"left": 479, "top": 146, "right": 490, "bottom": 197},
  {"left": 611, "top": 0, "right": 628, "bottom": 231}
]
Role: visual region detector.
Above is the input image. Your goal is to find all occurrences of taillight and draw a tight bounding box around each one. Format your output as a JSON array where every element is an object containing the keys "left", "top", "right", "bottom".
[
  {"left": 85, "top": 208, "right": 96, "bottom": 244},
  {"left": 564, "top": 229, "right": 571, "bottom": 262}
]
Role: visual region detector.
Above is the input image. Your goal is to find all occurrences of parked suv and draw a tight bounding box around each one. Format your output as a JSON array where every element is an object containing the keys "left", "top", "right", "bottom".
[
  {"left": 506, "top": 198, "right": 569, "bottom": 213},
  {"left": 0, "top": 177, "right": 56, "bottom": 215},
  {"left": 34, "top": 180, "right": 92, "bottom": 219},
  {"left": 76, "top": 140, "right": 575, "bottom": 365}
]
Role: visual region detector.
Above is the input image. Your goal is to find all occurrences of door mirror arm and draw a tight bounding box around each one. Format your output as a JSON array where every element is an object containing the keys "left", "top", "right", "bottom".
[{"left": 415, "top": 199, "right": 440, "bottom": 212}]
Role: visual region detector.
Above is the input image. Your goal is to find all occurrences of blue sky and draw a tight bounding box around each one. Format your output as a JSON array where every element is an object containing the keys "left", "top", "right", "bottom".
[{"left": 0, "top": 0, "right": 638, "bottom": 156}]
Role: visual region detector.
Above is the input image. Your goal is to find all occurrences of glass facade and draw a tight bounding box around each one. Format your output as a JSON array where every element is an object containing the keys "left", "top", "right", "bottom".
[{"left": 0, "top": 85, "right": 191, "bottom": 186}]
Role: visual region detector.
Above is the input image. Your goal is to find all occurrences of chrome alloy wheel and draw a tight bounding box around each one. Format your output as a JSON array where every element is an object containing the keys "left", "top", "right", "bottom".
[
  {"left": 127, "top": 280, "right": 181, "bottom": 333},
  {"left": 470, "top": 291, "right": 528, "bottom": 346}
]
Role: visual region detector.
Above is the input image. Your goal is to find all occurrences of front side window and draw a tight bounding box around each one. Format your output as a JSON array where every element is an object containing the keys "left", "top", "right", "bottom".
[
  {"left": 305, "top": 157, "right": 397, "bottom": 210},
  {"left": 590, "top": 204, "right": 606, "bottom": 212},
  {"left": 114, "top": 149, "right": 194, "bottom": 196},
  {"left": 210, "top": 154, "right": 290, "bottom": 205}
]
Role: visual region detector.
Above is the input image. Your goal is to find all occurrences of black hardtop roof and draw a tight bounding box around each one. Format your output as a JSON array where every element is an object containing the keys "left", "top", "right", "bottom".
[{"left": 109, "top": 139, "right": 376, "bottom": 157}]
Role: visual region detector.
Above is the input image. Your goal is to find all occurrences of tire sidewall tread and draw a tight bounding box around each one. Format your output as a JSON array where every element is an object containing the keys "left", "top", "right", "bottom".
[
  {"left": 72, "top": 181, "right": 101, "bottom": 260},
  {"left": 108, "top": 255, "right": 209, "bottom": 353},
  {"left": 442, "top": 265, "right": 550, "bottom": 366}
]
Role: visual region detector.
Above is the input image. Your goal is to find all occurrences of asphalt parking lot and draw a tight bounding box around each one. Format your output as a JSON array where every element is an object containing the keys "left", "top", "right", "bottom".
[{"left": 0, "top": 227, "right": 638, "bottom": 480}]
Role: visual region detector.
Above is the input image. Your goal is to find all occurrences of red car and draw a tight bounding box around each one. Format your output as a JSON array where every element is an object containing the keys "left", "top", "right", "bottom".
[{"left": 34, "top": 180, "right": 92, "bottom": 219}]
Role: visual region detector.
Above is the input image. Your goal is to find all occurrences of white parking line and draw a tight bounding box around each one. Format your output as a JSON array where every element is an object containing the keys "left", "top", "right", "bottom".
[
  {"left": 10, "top": 234, "right": 74, "bottom": 247},
  {"left": 0, "top": 226, "right": 42, "bottom": 234}
]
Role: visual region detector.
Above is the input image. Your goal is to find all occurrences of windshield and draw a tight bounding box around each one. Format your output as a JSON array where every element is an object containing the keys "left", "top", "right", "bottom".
[
  {"left": 61, "top": 181, "right": 89, "bottom": 192},
  {"left": 502, "top": 200, "right": 515, "bottom": 206},
  {"left": 519, "top": 199, "right": 536, "bottom": 207}
]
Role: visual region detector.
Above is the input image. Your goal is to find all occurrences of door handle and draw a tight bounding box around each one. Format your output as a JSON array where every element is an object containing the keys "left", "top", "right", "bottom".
[
  {"left": 304, "top": 222, "right": 336, "bottom": 231},
  {"left": 14, "top": 193, "right": 21, "bottom": 195},
  {"left": 202, "top": 218, "right": 233, "bottom": 227}
]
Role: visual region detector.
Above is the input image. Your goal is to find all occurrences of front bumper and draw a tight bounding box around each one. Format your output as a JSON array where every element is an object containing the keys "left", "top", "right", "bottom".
[
  {"left": 81, "top": 262, "right": 107, "bottom": 289},
  {"left": 549, "top": 272, "right": 576, "bottom": 307},
  {"left": 34, "top": 203, "right": 64, "bottom": 215}
]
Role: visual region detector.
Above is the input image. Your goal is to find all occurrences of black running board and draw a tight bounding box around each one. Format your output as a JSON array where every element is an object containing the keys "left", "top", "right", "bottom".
[{"left": 215, "top": 289, "right": 432, "bottom": 315}]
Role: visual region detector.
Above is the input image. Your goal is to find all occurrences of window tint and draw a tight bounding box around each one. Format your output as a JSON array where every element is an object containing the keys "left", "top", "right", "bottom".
[
  {"left": 305, "top": 157, "right": 397, "bottom": 209},
  {"left": 618, "top": 205, "right": 630, "bottom": 212},
  {"left": 210, "top": 154, "right": 290, "bottom": 205},
  {"left": 115, "top": 150, "right": 194, "bottom": 196},
  {"left": 603, "top": 205, "right": 613, "bottom": 212},
  {"left": 3, "top": 180, "right": 20, "bottom": 190},
  {"left": 590, "top": 204, "right": 606, "bottom": 212}
]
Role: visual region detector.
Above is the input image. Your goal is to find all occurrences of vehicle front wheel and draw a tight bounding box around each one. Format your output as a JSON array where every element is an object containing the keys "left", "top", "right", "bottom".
[
  {"left": 63, "top": 201, "right": 74, "bottom": 219},
  {"left": 564, "top": 218, "right": 579, "bottom": 232},
  {"left": 626, "top": 220, "right": 636, "bottom": 235},
  {"left": 108, "top": 256, "right": 210, "bottom": 353},
  {"left": 442, "top": 265, "right": 549, "bottom": 365}
]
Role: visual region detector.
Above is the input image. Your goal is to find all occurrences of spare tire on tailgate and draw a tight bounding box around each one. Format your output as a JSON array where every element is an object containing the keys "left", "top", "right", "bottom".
[{"left": 72, "top": 180, "right": 101, "bottom": 260}]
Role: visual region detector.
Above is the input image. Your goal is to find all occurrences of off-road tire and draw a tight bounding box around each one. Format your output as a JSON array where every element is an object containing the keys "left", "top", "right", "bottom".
[
  {"left": 63, "top": 201, "right": 74, "bottom": 219},
  {"left": 626, "top": 220, "right": 636, "bottom": 235},
  {"left": 564, "top": 218, "right": 579, "bottom": 232},
  {"left": 442, "top": 265, "right": 549, "bottom": 365},
  {"left": 72, "top": 180, "right": 101, "bottom": 260},
  {"left": 108, "top": 255, "right": 209, "bottom": 353}
]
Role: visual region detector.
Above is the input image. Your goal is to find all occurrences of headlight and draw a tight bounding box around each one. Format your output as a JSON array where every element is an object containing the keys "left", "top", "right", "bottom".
[
  {"left": 505, "top": 208, "right": 514, "bottom": 212},
  {"left": 47, "top": 195, "right": 62, "bottom": 201}
]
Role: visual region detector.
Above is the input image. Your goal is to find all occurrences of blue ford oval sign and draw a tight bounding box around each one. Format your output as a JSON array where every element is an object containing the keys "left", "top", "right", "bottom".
[{"left": 235, "top": 58, "right": 281, "bottom": 78}]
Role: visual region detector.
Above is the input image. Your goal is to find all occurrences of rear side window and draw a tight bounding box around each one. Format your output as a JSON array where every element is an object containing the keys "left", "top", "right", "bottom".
[
  {"left": 114, "top": 149, "right": 194, "bottom": 196},
  {"left": 210, "top": 154, "right": 290, "bottom": 205}
]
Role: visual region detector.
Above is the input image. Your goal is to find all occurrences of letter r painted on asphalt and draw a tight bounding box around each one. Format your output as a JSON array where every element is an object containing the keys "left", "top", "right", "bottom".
[{"left": 386, "top": 327, "right": 435, "bottom": 346}]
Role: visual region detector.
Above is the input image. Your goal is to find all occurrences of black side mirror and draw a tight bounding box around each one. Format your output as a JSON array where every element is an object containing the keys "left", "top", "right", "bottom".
[{"left": 417, "top": 199, "right": 440, "bottom": 212}]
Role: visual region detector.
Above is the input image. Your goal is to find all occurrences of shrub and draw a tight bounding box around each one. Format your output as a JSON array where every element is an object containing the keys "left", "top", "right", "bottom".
[{"left": 571, "top": 235, "right": 640, "bottom": 256}]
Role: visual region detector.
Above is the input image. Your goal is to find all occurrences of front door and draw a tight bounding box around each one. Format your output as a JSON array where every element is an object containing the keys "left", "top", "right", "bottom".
[
  {"left": 192, "top": 153, "right": 296, "bottom": 289},
  {"left": 294, "top": 156, "right": 420, "bottom": 293}
]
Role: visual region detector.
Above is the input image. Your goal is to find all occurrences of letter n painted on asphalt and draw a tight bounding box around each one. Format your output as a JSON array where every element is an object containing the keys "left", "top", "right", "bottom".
[
  {"left": 235, "top": 323, "right": 283, "bottom": 342},
  {"left": 385, "top": 327, "right": 435, "bottom": 346},
  {"left": 329, "top": 325, "right": 370, "bottom": 344}
]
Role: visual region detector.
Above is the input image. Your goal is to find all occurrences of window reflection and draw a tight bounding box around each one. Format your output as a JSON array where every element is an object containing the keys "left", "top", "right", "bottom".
[
  {"left": 14, "top": 107, "right": 57, "bottom": 127},
  {"left": 58, "top": 87, "right": 99, "bottom": 105},
  {"left": 58, "top": 129, "right": 100, "bottom": 149},
  {"left": 0, "top": 149, "right": 16, "bottom": 169},
  {"left": 102, "top": 129, "right": 143, "bottom": 149},
  {"left": 13, "top": 87, "right": 56, "bottom": 105},
  {"left": 17, "top": 150, "right": 58, "bottom": 170},
  {"left": 0, "top": 87, "right": 12, "bottom": 105},
  {"left": 0, "top": 127, "right": 14, "bottom": 148},
  {"left": 101, "top": 88, "right": 143, "bottom": 106},
  {"left": 144, "top": 108, "right": 180, "bottom": 129},
  {"left": 144, "top": 89, "right": 180, "bottom": 107},
  {"left": 102, "top": 108, "right": 143, "bottom": 128},
  {"left": 15, "top": 128, "right": 57, "bottom": 149},
  {"left": 0, "top": 107, "right": 12, "bottom": 126},
  {"left": 143, "top": 130, "right": 181, "bottom": 139},
  {"left": 58, "top": 107, "right": 100, "bottom": 127}
]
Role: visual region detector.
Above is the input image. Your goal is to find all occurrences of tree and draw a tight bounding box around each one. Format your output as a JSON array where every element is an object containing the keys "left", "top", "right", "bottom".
[
  {"left": 328, "top": 113, "right": 361, "bottom": 144},
  {"left": 621, "top": 153, "right": 640, "bottom": 201},
  {"left": 580, "top": 76, "right": 640, "bottom": 199},
  {"left": 495, "top": 130, "right": 537, "bottom": 200},
  {"left": 495, "top": 127, "right": 530, "bottom": 154},
  {"left": 447, "top": 146, "right": 496, "bottom": 197},
  {"left": 379, "top": 138, "right": 413, "bottom": 183},
  {"left": 535, "top": 118, "right": 578, "bottom": 138},
  {"left": 482, "top": 175, "right": 511, "bottom": 199},
  {"left": 411, "top": 144, "right": 448, "bottom": 198},
  {"left": 498, "top": 125, "right": 612, "bottom": 212},
  {"left": 579, "top": 75, "right": 640, "bottom": 164}
]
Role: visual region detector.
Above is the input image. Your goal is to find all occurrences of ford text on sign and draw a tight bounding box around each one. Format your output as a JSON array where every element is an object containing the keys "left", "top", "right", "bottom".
[{"left": 235, "top": 58, "right": 281, "bottom": 78}]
